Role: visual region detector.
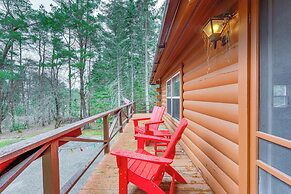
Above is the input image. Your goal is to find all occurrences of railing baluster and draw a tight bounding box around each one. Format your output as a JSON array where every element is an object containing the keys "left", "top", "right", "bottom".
[
  {"left": 42, "top": 141, "right": 60, "bottom": 194},
  {"left": 103, "top": 115, "right": 110, "bottom": 154}
]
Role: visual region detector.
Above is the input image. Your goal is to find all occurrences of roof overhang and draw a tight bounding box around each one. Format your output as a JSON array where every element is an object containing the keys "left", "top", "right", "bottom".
[{"left": 150, "top": 0, "right": 182, "bottom": 84}]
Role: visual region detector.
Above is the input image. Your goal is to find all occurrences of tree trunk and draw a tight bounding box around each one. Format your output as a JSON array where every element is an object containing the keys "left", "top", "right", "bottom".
[
  {"left": 79, "top": 67, "right": 87, "bottom": 119},
  {"left": 144, "top": 2, "right": 150, "bottom": 113},
  {"left": 20, "top": 38, "right": 27, "bottom": 116},
  {"left": 79, "top": 34, "right": 87, "bottom": 119},
  {"left": 54, "top": 91, "right": 61, "bottom": 128},
  {"left": 130, "top": 36, "right": 134, "bottom": 102},
  {"left": 0, "top": 83, "right": 7, "bottom": 134},
  {"left": 51, "top": 46, "right": 61, "bottom": 128},
  {"left": 68, "top": 29, "right": 72, "bottom": 117},
  {"left": 9, "top": 44, "right": 15, "bottom": 130},
  {"left": 117, "top": 55, "right": 121, "bottom": 107},
  {"left": 87, "top": 51, "right": 92, "bottom": 117},
  {"left": 9, "top": 80, "right": 16, "bottom": 131}
]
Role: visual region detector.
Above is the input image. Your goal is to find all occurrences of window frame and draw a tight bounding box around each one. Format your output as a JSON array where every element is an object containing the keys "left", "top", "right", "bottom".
[{"left": 166, "top": 72, "right": 181, "bottom": 121}]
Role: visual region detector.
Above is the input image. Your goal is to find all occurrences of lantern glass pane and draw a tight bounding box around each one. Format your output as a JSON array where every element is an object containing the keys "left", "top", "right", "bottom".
[
  {"left": 203, "top": 20, "right": 213, "bottom": 37},
  {"left": 211, "top": 19, "right": 225, "bottom": 34}
]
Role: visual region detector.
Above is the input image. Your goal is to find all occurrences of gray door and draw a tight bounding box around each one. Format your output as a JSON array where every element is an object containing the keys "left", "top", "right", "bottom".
[{"left": 259, "top": 0, "right": 291, "bottom": 193}]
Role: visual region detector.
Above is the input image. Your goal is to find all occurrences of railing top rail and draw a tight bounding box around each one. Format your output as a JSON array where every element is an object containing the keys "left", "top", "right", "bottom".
[{"left": 0, "top": 102, "right": 135, "bottom": 164}]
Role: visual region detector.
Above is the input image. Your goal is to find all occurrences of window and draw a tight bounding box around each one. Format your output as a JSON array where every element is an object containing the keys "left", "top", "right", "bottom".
[{"left": 166, "top": 73, "right": 180, "bottom": 120}]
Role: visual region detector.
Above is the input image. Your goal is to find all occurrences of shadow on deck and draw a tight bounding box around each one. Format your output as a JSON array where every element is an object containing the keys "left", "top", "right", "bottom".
[{"left": 80, "top": 114, "right": 213, "bottom": 194}]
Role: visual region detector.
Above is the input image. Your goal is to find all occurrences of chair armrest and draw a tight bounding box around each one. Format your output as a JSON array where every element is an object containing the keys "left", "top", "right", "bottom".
[
  {"left": 134, "top": 134, "right": 171, "bottom": 143},
  {"left": 111, "top": 150, "right": 172, "bottom": 164},
  {"left": 144, "top": 120, "right": 164, "bottom": 133},
  {"left": 153, "top": 130, "right": 172, "bottom": 136},
  {"left": 144, "top": 120, "right": 164, "bottom": 126},
  {"left": 132, "top": 117, "right": 151, "bottom": 128},
  {"left": 132, "top": 117, "right": 151, "bottom": 121}
]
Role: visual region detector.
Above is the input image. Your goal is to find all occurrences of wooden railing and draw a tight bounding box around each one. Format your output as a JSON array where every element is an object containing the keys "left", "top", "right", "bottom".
[{"left": 0, "top": 102, "right": 136, "bottom": 194}]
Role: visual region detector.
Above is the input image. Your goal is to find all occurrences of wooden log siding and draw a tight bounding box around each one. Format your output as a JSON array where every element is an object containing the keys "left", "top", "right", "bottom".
[
  {"left": 160, "top": 13, "right": 239, "bottom": 194},
  {"left": 161, "top": 81, "right": 167, "bottom": 109}
]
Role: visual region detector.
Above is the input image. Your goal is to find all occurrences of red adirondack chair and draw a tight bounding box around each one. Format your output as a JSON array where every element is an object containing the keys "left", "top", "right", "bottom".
[
  {"left": 111, "top": 118, "right": 188, "bottom": 194},
  {"left": 132, "top": 106, "right": 169, "bottom": 146},
  {"left": 132, "top": 106, "right": 165, "bottom": 135}
]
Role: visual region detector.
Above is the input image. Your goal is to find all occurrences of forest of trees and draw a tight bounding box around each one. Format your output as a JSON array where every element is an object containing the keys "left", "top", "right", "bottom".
[{"left": 0, "top": 0, "right": 164, "bottom": 133}]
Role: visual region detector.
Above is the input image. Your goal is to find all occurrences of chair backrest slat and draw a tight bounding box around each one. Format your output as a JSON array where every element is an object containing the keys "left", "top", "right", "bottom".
[
  {"left": 163, "top": 118, "right": 188, "bottom": 159},
  {"left": 149, "top": 106, "right": 165, "bottom": 131}
]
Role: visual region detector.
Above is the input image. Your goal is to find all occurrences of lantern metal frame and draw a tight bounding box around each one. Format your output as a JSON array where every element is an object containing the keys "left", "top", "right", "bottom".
[{"left": 202, "top": 14, "right": 232, "bottom": 49}]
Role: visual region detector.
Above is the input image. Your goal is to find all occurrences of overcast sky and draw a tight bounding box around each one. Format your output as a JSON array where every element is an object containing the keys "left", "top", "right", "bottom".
[
  {"left": 29, "top": 0, "right": 56, "bottom": 11},
  {"left": 29, "top": 0, "right": 165, "bottom": 12}
]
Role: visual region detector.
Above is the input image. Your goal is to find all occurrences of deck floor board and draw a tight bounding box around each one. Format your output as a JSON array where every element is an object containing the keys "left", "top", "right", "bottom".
[{"left": 79, "top": 114, "right": 213, "bottom": 194}]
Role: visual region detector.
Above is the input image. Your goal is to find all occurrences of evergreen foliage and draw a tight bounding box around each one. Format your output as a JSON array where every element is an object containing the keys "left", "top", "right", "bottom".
[{"left": 0, "top": 0, "right": 165, "bottom": 133}]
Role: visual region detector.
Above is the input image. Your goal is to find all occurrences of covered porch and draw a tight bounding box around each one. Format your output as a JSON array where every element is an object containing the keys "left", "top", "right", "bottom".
[
  {"left": 0, "top": 103, "right": 212, "bottom": 194},
  {"left": 80, "top": 113, "right": 212, "bottom": 194}
]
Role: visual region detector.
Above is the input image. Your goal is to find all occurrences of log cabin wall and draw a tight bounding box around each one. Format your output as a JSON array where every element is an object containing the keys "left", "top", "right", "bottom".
[{"left": 160, "top": 12, "right": 240, "bottom": 194}]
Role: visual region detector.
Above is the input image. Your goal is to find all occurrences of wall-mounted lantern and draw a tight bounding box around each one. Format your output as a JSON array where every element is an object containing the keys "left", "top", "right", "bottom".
[{"left": 202, "top": 14, "right": 232, "bottom": 49}]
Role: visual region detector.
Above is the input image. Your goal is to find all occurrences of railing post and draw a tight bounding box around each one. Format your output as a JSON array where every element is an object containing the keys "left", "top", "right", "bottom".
[
  {"left": 119, "top": 110, "right": 123, "bottom": 133},
  {"left": 103, "top": 115, "right": 110, "bottom": 153},
  {"left": 133, "top": 102, "right": 136, "bottom": 113},
  {"left": 126, "top": 106, "right": 129, "bottom": 123},
  {"left": 42, "top": 141, "right": 60, "bottom": 194}
]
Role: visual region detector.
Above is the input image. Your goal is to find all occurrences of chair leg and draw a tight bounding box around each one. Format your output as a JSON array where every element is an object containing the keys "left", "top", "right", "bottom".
[
  {"left": 169, "top": 173, "right": 176, "bottom": 194},
  {"left": 165, "top": 165, "right": 187, "bottom": 184},
  {"left": 145, "top": 140, "right": 150, "bottom": 146},
  {"left": 119, "top": 157, "right": 128, "bottom": 194},
  {"left": 154, "top": 142, "right": 157, "bottom": 156},
  {"left": 137, "top": 139, "right": 145, "bottom": 150},
  {"left": 146, "top": 182, "right": 165, "bottom": 194}
]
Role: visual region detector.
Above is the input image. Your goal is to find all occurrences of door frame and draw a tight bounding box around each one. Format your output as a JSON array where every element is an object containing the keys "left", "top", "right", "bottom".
[
  {"left": 238, "top": 0, "right": 251, "bottom": 193},
  {"left": 249, "top": 1, "right": 291, "bottom": 194},
  {"left": 250, "top": 0, "right": 259, "bottom": 193}
]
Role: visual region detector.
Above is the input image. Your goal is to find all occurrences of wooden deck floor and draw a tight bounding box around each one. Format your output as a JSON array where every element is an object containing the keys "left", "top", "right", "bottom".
[{"left": 79, "top": 114, "right": 213, "bottom": 194}]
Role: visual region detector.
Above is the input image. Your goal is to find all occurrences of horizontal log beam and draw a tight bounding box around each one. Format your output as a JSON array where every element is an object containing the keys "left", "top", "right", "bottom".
[
  {"left": 178, "top": 139, "right": 226, "bottom": 194},
  {"left": 183, "top": 84, "right": 238, "bottom": 104},
  {"left": 183, "top": 109, "right": 239, "bottom": 144},
  {"left": 183, "top": 64, "right": 238, "bottom": 91},
  {"left": 182, "top": 134, "right": 239, "bottom": 193},
  {"left": 187, "top": 119, "right": 239, "bottom": 164},
  {"left": 183, "top": 100, "right": 238, "bottom": 124},
  {"left": 183, "top": 44, "right": 238, "bottom": 82}
]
